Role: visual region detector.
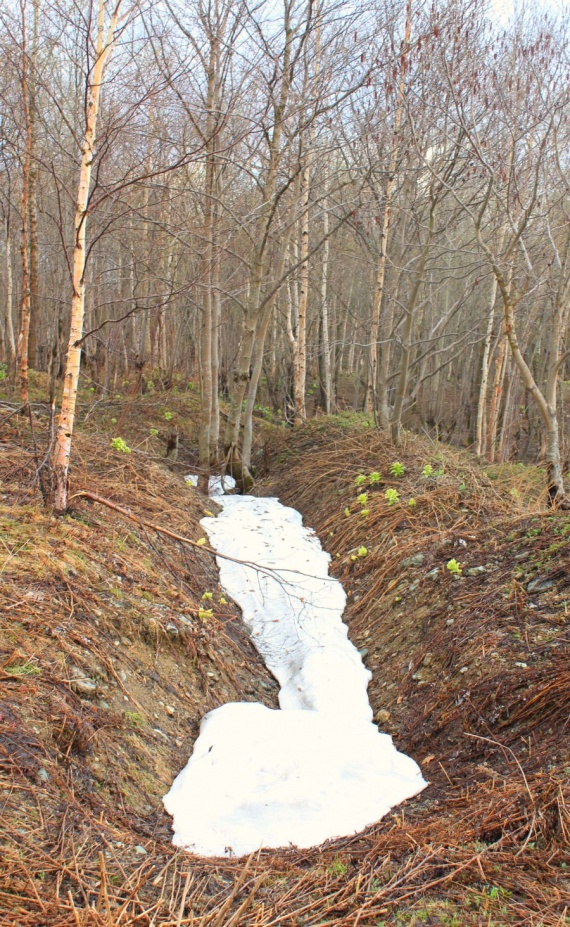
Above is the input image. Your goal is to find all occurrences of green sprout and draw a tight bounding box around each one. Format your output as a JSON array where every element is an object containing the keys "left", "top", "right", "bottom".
[
  {"left": 198, "top": 608, "right": 213, "bottom": 621},
  {"left": 201, "top": 591, "right": 213, "bottom": 601},
  {"left": 111, "top": 437, "right": 131, "bottom": 454},
  {"left": 408, "top": 498, "right": 416, "bottom": 507},
  {"left": 149, "top": 428, "right": 159, "bottom": 437},
  {"left": 384, "top": 488, "right": 399, "bottom": 505},
  {"left": 164, "top": 411, "right": 173, "bottom": 421},
  {"left": 361, "top": 508, "right": 370, "bottom": 516},
  {"left": 422, "top": 464, "right": 434, "bottom": 478},
  {"left": 354, "top": 474, "right": 367, "bottom": 487},
  {"left": 390, "top": 462, "right": 405, "bottom": 477},
  {"left": 369, "top": 471, "right": 381, "bottom": 485},
  {"left": 357, "top": 546, "right": 368, "bottom": 557},
  {"left": 357, "top": 492, "right": 368, "bottom": 505},
  {"left": 446, "top": 558, "right": 462, "bottom": 575},
  {"left": 110, "top": 417, "right": 117, "bottom": 425},
  {"left": 344, "top": 507, "right": 351, "bottom": 517}
]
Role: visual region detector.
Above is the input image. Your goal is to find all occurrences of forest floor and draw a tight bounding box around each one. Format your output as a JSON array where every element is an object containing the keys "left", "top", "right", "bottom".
[{"left": 0, "top": 386, "right": 568, "bottom": 927}]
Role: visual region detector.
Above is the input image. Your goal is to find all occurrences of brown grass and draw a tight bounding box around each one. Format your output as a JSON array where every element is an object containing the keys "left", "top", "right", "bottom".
[{"left": 0, "top": 411, "right": 568, "bottom": 926}]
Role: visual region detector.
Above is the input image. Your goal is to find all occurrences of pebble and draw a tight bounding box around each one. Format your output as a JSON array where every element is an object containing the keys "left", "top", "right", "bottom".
[
  {"left": 401, "top": 553, "right": 425, "bottom": 568},
  {"left": 459, "top": 666, "right": 469, "bottom": 674},
  {"left": 466, "top": 566, "right": 486, "bottom": 576},
  {"left": 166, "top": 705, "right": 175, "bottom": 716},
  {"left": 426, "top": 568, "right": 440, "bottom": 580},
  {"left": 37, "top": 768, "right": 50, "bottom": 783},
  {"left": 69, "top": 666, "right": 99, "bottom": 697},
  {"left": 376, "top": 709, "right": 391, "bottom": 724},
  {"left": 527, "top": 578, "right": 554, "bottom": 593},
  {"left": 134, "top": 845, "right": 147, "bottom": 856}
]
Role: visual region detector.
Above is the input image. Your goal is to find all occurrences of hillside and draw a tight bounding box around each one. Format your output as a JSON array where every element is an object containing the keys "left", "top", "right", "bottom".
[{"left": 0, "top": 400, "right": 568, "bottom": 927}]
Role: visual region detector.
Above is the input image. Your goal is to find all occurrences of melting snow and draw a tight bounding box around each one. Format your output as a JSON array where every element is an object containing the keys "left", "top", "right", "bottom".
[{"left": 164, "top": 484, "right": 427, "bottom": 856}]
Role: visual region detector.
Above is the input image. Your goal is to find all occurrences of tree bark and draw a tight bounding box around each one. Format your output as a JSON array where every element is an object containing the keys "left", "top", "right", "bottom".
[{"left": 52, "top": 0, "right": 121, "bottom": 514}]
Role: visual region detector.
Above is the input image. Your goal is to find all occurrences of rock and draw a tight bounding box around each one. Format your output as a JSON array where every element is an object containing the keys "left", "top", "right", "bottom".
[
  {"left": 359, "top": 647, "right": 369, "bottom": 658},
  {"left": 459, "top": 666, "right": 469, "bottom": 674},
  {"left": 422, "top": 653, "right": 433, "bottom": 666},
  {"left": 69, "top": 666, "right": 99, "bottom": 697},
  {"left": 446, "top": 618, "right": 455, "bottom": 626},
  {"left": 466, "top": 566, "right": 486, "bottom": 576},
  {"left": 426, "top": 568, "right": 440, "bottom": 580},
  {"left": 166, "top": 623, "right": 179, "bottom": 636},
  {"left": 166, "top": 705, "right": 175, "bottom": 716},
  {"left": 37, "top": 767, "right": 50, "bottom": 783},
  {"left": 515, "top": 662, "right": 528, "bottom": 669},
  {"left": 134, "top": 845, "right": 147, "bottom": 856},
  {"left": 401, "top": 553, "right": 425, "bottom": 568},
  {"left": 376, "top": 709, "right": 391, "bottom": 725},
  {"left": 527, "top": 577, "right": 554, "bottom": 593}
]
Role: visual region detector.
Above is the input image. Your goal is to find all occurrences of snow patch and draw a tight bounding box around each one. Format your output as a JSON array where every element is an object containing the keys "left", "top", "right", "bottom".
[{"left": 164, "top": 484, "right": 427, "bottom": 856}]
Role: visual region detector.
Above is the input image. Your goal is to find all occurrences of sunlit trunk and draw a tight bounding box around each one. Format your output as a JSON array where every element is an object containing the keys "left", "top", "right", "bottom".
[{"left": 52, "top": 0, "right": 121, "bottom": 513}]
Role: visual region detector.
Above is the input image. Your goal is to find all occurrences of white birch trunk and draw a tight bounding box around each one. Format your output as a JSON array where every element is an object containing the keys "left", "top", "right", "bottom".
[{"left": 52, "top": 0, "right": 121, "bottom": 513}]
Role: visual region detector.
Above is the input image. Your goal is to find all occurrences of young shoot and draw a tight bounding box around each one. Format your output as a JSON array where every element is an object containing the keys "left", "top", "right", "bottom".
[
  {"left": 111, "top": 437, "right": 131, "bottom": 454},
  {"left": 446, "top": 559, "right": 462, "bottom": 576},
  {"left": 384, "top": 488, "right": 399, "bottom": 505}
]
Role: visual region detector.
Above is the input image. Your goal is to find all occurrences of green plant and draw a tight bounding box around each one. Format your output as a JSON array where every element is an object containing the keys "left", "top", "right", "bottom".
[
  {"left": 201, "top": 591, "right": 213, "bottom": 601},
  {"left": 357, "top": 492, "right": 368, "bottom": 505},
  {"left": 422, "top": 464, "right": 434, "bottom": 478},
  {"left": 354, "top": 474, "right": 367, "bottom": 487},
  {"left": 446, "top": 558, "right": 462, "bottom": 575},
  {"left": 384, "top": 488, "right": 399, "bottom": 505},
  {"left": 149, "top": 428, "right": 159, "bottom": 437},
  {"left": 361, "top": 508, "right": 370, "bottom": 516},
  {"left": 125, "top": 711, "right": 145, "bottom": 728},
  {"left": 110, "top": 417, "right": 117, "bottom": 425},
  {"left": 357, "top": 546, "right": 368, "bottom": 557},
  {"left": 369, "top": 471, "right": 381, "bottom": 485},
  {"left": 344, "top": 507, "right": 351, "bottom": 516},
  {"left": 198, "top": 608, "right": 213, "bottom": 621},
  {"left": 327, "top": 857, "right": 348, "bottom": 877},
  {"left": 5, "top": 661, "right": 41, "bottom": 677},
  {"left": 111, "top": 437, "right": 131, "bottom": 454},
  {"left": 408, "top": 498, "right": 416, "bottom": 507},
  {"left": 390, "top": 461, "right": 405, "bottom": 477},
  {"left": 164, "top": 411, "right": 173, "bottom": 421}
]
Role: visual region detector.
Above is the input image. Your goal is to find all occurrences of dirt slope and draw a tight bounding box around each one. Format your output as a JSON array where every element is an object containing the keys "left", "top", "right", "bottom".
[{"left": 1, "top": 405, "right": 568, "bottom": 927}]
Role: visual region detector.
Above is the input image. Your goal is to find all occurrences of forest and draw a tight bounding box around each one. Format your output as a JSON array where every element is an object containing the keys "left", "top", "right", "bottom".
[
  {"left": 0, "top": 0, "right": 569, "bottom": 505},
  {"left": 0, "top": 1, "right": 569, "bottom": 926}
]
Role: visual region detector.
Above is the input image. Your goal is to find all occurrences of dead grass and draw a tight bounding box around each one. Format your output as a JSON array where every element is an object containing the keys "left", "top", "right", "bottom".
[{"left": 0, "top": 412, "right": 568, "bottom": 926}]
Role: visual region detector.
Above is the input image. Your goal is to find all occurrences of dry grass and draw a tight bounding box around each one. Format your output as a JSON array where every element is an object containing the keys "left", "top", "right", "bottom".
[{"left": 0, "top": 411, "right": 568, "bottom": 926}]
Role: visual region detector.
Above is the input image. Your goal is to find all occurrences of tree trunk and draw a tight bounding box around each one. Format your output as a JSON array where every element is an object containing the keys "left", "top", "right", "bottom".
[
  {"left": 475, "top": 274, "right": 498, "bottom": 457},
  {"left": 366, "top": 0, "right": 411, "bottom": 417},
  {"left": 27, "top": 0, "right": 40, "bottom": 369},
  {"left": 51, "top": 0, "right": 121, "bottom": 514},
  {"left": 293, "top": 154, "right": 311, "bottom": 424},
  {"left": 4, "top": 218, "right": 16, "bottom": 365}
]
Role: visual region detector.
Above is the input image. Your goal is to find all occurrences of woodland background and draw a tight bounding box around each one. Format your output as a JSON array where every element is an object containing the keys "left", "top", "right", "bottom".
[{"left": 0, "top": 0, "right": 569, "bottom": 499}]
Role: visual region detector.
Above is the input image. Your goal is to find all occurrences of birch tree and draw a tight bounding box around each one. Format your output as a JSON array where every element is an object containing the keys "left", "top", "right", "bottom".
[{"left": 51, "top": 0, "right": 128, "bottom": 514}]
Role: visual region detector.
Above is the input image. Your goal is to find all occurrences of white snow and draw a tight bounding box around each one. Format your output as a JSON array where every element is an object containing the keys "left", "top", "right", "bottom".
[{"left": 164, "top": 485, "right": 427, "bottom": 857}]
